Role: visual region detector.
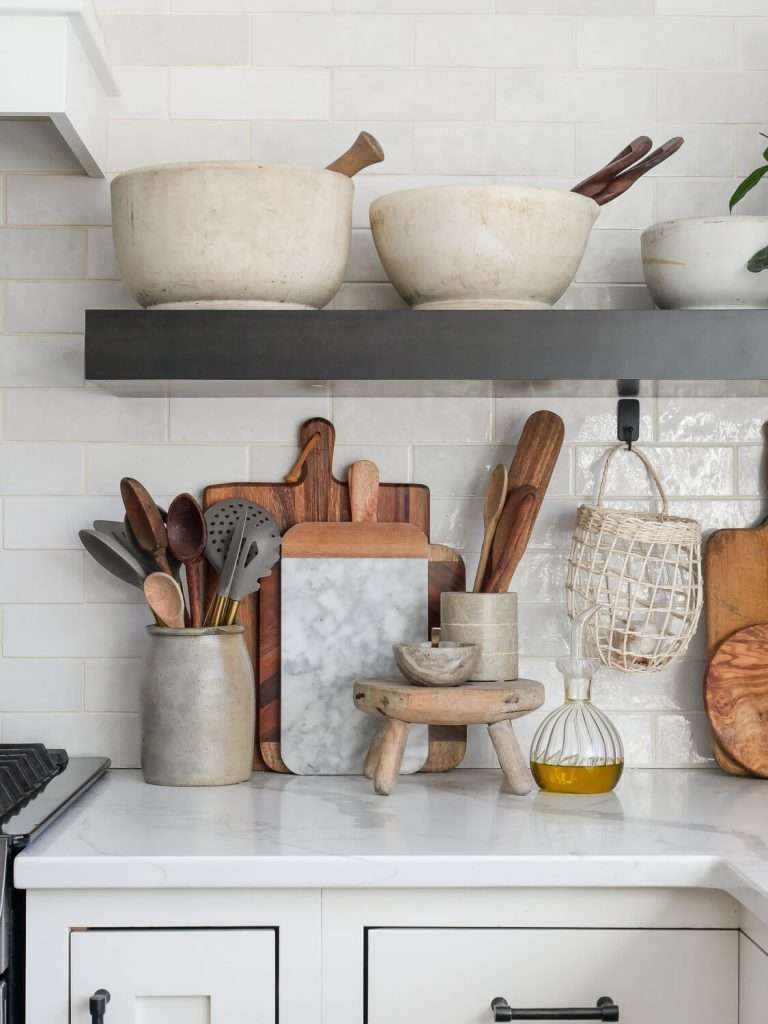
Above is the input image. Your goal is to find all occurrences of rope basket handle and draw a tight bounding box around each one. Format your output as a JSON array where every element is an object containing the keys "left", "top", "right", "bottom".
[{"left": 595, "top": 444, "right": 669, "bottom": 516}]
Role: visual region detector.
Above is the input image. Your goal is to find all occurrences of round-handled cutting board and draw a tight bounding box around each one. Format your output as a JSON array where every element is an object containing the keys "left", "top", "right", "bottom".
[{"left": 705, "top": 622, "right": 768, "bottom": 778}]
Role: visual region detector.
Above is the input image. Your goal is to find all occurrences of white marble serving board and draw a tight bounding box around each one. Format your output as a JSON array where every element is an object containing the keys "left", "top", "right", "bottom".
[{"left": 281, "top": 556, "right": 429, "bottom": 775}]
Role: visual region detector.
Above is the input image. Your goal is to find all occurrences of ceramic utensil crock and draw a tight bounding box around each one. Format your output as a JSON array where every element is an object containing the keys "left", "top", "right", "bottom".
[
  {"left": 440, "top": 592, "right": 518, "bottom": 681},
  {"left": 142, "top": 626, "right": 255, "bottom": 787}
]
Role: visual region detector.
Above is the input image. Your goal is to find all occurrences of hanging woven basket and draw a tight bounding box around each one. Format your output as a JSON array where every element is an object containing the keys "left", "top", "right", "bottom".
[{"left": 566, "top": 444, "right": 703, "bottom": 673}]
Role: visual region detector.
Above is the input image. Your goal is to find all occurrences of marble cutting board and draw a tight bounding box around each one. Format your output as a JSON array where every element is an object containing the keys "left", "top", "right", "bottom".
[{"left": 280, "top": 523, "right": 429, "bottom": 775}]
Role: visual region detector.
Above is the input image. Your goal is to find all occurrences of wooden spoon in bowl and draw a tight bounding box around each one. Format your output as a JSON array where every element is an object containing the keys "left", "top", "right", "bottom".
[
  {"left": 144, "top": 572, "right": 186, "bottom": 630},
  {"left": 326, "top": 131, "right": 384, "bottom": 177},
  {"left": 167, "top": 493, "right": 207, "bottom": 628},
  {"left": 120, "top": 477, "right": 173, "bottom": 576}
]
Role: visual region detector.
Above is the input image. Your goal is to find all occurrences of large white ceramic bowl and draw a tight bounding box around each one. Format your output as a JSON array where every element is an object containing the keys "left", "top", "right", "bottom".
[
  {"left": 111, "top": 162, "right": 353, "bottom": 310},
  {"left": 642, "top": 217, "right": 768, "bottom": 309},
  {"left": 369, "top": 186, "right": 599, "bottom": 310}
]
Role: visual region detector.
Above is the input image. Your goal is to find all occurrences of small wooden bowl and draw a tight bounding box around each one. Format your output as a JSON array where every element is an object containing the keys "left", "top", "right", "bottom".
[{"left": 393, "top": 641, "right": 481, "bottom": 687}]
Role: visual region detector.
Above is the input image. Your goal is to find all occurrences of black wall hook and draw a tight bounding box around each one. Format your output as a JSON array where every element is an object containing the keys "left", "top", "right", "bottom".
[{"left": 617, "top": 398, "right": 639, "bottom": 450}]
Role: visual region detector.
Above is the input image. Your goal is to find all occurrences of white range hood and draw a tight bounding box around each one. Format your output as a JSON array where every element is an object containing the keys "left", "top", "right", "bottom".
[{"left": 0, "top": 0, "right": 118, "bottom": 176}]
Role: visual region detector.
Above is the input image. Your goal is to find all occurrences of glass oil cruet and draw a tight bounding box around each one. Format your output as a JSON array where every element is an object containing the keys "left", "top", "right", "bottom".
[{"left": 530, "top": 606, "right": 624, "bottom": 794}]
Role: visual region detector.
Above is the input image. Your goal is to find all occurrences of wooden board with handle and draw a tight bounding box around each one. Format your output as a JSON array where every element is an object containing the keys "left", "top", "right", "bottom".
[
  {"left": 204, "top": 417, "right": 430, "bottom": 773},
  {"left": 705, "top": 621, "right": 768, "bottom": 778},
  {"left": 704, "top": 518, "right": 768, "bottom": 776}
]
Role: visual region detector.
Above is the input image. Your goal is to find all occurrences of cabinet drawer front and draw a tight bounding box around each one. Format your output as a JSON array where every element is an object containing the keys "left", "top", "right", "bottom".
[
  {"left": 71, "top": 929, "right": 275, "bottom": 1023},
  {"left": 368, "top": 928, "right": 736, "bottom": 1024}
]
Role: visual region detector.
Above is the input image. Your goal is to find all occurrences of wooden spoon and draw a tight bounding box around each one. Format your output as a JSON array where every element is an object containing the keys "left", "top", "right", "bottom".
[
  {"left": 167, "top": 493, "right": 207, "bottom": 628},
  {"left": 472, "top": 464, "right": 508, "bottom": 593},
  {"left": 483, "top": 486, "right": 539, "bottom": 594},
  {"left": 592, "top": 137, "right": 684, "bottom": 206},
  {"left": 120, "top": 477, "right": 173, "bottom": 576},
  {"left": 326, "top": 131, "right": 384, "bottom": 177},
  {"left": 348, "top": 459, "right": 380, "bottom": 523},
  {"left": 144, "top": 572, "right": 186, "bottom": 630}
]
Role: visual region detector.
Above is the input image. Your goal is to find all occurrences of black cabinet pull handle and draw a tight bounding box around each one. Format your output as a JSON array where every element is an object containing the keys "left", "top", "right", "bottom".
[
  {"left": 492, "top": 996, "right": 619, "bottom": 1022},
  {"left": 89, "top": 989, "right": 111, "bottom": 1023}
]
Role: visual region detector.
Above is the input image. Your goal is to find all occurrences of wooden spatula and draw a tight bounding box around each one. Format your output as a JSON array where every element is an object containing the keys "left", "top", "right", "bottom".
[
  {"left": 473, "top": 464, "right": 508, "bottom": 593},
  {"left": 483, "top": 486, "right": 538, "bottom": 594},
  {"left": 482, "top": 410, "right": 564, "bottom": 592}
]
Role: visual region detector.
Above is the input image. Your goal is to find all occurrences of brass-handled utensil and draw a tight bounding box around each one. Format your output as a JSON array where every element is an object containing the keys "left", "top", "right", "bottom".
[
  {"left": 473, "top": 464, "right": 508, "bottom": 593},
  {"left": 167, "top": 493, "right": 207, "bottom": 628},
  {"left": 326, "top": 131, "right": 384, "bottom": 177},
  {"left": 144, "top": 572, "right": 186, "bottom": 630},
  {"left": 120, "top": 477, "right": 174, "bottom": 576}
]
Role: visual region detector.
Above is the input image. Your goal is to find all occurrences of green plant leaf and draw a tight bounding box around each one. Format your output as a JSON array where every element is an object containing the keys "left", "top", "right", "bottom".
[
  {"left": 762, "top": 145, "right": 768, "bottom": 162},
  {"left": 729, "top": 165, "right": 768, "bottom": 211},
  {"left": 747, "top": 245, "right": 768, "bottom": 273}
]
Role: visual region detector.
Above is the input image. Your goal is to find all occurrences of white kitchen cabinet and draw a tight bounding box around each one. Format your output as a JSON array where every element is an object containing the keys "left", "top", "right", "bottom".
[
  {"left": 367, "top": 928, "right": 737, "bottom": 1024},
  {"left": 70, "top": 929, "right": 275, "bottom": 1023},
  {"left": 739, "top": 933, "right": 768, "bottom": 1024}
]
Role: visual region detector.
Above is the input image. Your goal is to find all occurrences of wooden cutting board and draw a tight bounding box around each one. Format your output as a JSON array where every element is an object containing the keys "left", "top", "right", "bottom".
[
  {"left": 204, "top": 417, "right": 431, "bottom": 772},
  {"left": 280, "top": 521, "right": 430, "bottom": 775},
  {"left": 704, "top": 518, "right": 768, "bottom": 776},
  {"left": 705, "top": 622, "right": 768, "bottom": 777}
]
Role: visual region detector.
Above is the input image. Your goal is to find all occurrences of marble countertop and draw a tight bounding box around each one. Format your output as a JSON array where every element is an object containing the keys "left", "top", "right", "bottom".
[{"left": 13, "top": 768, "right": 768, "bottom": 919}]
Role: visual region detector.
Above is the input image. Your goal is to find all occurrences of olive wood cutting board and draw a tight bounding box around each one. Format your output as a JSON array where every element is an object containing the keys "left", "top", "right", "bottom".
[
  {"left": 705, "top": 622, "right": 768, "bottom": 778},
  {"left": 204, "top": 417, "right": 444, "bottom": 773},
  {"left": 704, "top": 517, "right": 768, "bottom": 776}
]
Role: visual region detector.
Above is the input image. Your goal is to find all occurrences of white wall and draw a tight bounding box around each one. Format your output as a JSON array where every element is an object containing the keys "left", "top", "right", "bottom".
[{"left": 1, "top": 1, "right": 767, "bottom": 767}]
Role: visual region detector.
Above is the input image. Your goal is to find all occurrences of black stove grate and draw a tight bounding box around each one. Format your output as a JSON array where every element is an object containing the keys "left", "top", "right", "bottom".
[{"left": 0, "top": 745, "right": 68, "bottom": 823}]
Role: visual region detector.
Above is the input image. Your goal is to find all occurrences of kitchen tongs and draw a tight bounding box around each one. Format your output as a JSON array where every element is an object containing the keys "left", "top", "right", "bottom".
[{"left": 572, "top": 135, "right": 684, "bottom": 206}]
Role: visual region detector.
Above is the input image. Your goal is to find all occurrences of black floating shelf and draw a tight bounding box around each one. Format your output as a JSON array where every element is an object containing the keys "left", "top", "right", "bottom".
[{"left": 84, "top": 308, "right": 768, "bottom": 397}]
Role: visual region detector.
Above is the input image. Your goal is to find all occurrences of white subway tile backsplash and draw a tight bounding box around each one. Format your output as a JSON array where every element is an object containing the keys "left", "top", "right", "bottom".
[
  {"left": 414, "top": 445, "right": 516, "bottom": 497},
  {"left": 0, "top": 660, "right": 83, "bottom": 713},
  {"left": 86, "top": 444, "right": 248, "bottom": 496},
  {"left": 3, "top": 605, "right": 149, "bottom": 658},
  {"left": 0, "top": 444, "right": 84, "bottom": 495},
  {"left": 251, "top": 14, "right": 412, "bottom": 66},
  {"left": 519, "top": 603, "right": 571, "bottom": 657},
  {"left": 334, "top": 68, "right": 494, "bottom": 121},
  {"left": 86, "top": 228, "right": 120, "bottom": 280},
  {"left": 499, "top": 0, "right": 652, "bottom": 10},
  {"left": 336, "top": 0, "right": 490, "bottom": 10},
  {"left": 430, "top": 497, "right": 484, "bottom": 551},
  {"left": 0, "top": 228, "right": 86, "bottom": 279},
  {"left": 512, "top": 550, "right": 569, "bottom": 603},
  {"left": 496, "top": 70, "right": 655, "bottom": 122},
  {"left": 578, "top": 17, "right": 734, "bottom": 70},
  {"left": 346, "top": 229, "right": 386, "bottom": 282},
  {"left": 737, "top": 20, "right": 768, "bottom": 71},
  {"left": 737, "top": 446, "right": 765, "bottom": 497},
  {"left": 415, "top": 15, "right": 575, "bottom": 67},
  {"left": 659, "top": 397, "right": 768, "bottom": 443},
  {"left": 574, "top": 124, "right": 735, "bottom": 178},
  {"left": 109, "top": 67, "right": 170, "bottom": 119},
  {"left": 667, "top": 498, "right": 763, "bottom": 533},
  {"left": 0, "top": 336, "right": 84, "bottom": 387},
  {"left": 6, "top": 390, "right": 166, "bottom": 443},
  {"left": 659, "top": 72, "right": 768, "bottom": 123},
  {"left": 612, "top": 714, "right": 654, "bottom": 766},
  {"left": 85, "top": 659, "right": 143, "bottom": 713},
  {"left": 654, "top": 178, "right": 757, "bottom": 223},
  {"left": 576, "top": 229, "right": 644, "bottom": 284},
  {"left": 100, "top": 13, "right": 250, "bottom": 65},
  {"left": 6, "top": 176, "right": 111, "bottom": 227},
  {"left": 5, "top": 282, "right": 137, "bottom": 333},
  {"left": 0, "top": 551, "right": 83, "bottom": 603},
  {"left": 1, "top": 712, "right": 140, "bottom": 768},
  {"left": 173, "top": 0, "right": 331, "bottom": 8},
  {"left": 4, "top": 496, "right": 125, "bottom": 549},
  {"left": 575, "top": 445, "right": 734, "bottom": 498},
  {"left": 170, "top": 396, "right": 329, "bottom": 443},
  {"left": 171, "top": 68, "right": 331, "bottom": 120},
  {"left": 593, "top": 661, "right": 706, "bottom": 712},
  {"left": 414, "top": 124, "right": 574, "bottom": 176},
  {"left": 335, "top": 397, "right": 492, "bottom": 444},
  {"left": 332, "top": 444, "right": 411, "bottom": 483},
  {"left": 107, "top": 120, "right": 251, "bottom": 173},
  {"left": 333, "top": 282, "right": 407, "bottom": 309},
  {"left": 657, "top": 0, "right": 765, "bottom": 12},
  {"left": 655, "top": 712, "right": 713, "bottom": 766},
  {"left": 556, "top": 283, "right": 653, "bottom": 310},
  {"left": 84, "top": 558, "right": 143, "bottom": 604}
]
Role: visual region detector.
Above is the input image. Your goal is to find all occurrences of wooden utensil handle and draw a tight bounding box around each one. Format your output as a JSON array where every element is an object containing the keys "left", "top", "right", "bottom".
[
  {"left": 187, "top": 560, "right": 203, "bottom": 628},
  {"left": 326, "top": 131, "right": 384, "bottom": 177},
  {"left": 284, "top": 432, "right": 321, "bottom": 483},
  {"left": 593, "top": 137, "right": 684, "bottom": 205},
  {"left": 571, "top": 135, "right": 652, "bottom": 198},
  {"left": 349, "top": 460, "right": 380, "bottom": 523}
]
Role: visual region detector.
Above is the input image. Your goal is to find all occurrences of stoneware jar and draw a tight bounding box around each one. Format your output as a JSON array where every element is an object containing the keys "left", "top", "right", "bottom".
[
  {"left": 440, "top": 593, "right": 518, "bottom": 682},
  {"left": 142, "top": 626, "right": 255, "bottom": 787}
]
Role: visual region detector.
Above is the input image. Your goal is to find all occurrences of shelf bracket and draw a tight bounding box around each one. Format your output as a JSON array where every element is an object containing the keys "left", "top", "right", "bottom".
[{"left": 617, "top": 380, "right": 639, "bottom": 451}]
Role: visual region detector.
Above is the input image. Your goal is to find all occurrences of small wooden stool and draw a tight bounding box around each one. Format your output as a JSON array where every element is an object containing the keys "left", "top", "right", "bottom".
[{"left": 353, "top": 678, "right": 545, "bottom": 796}]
